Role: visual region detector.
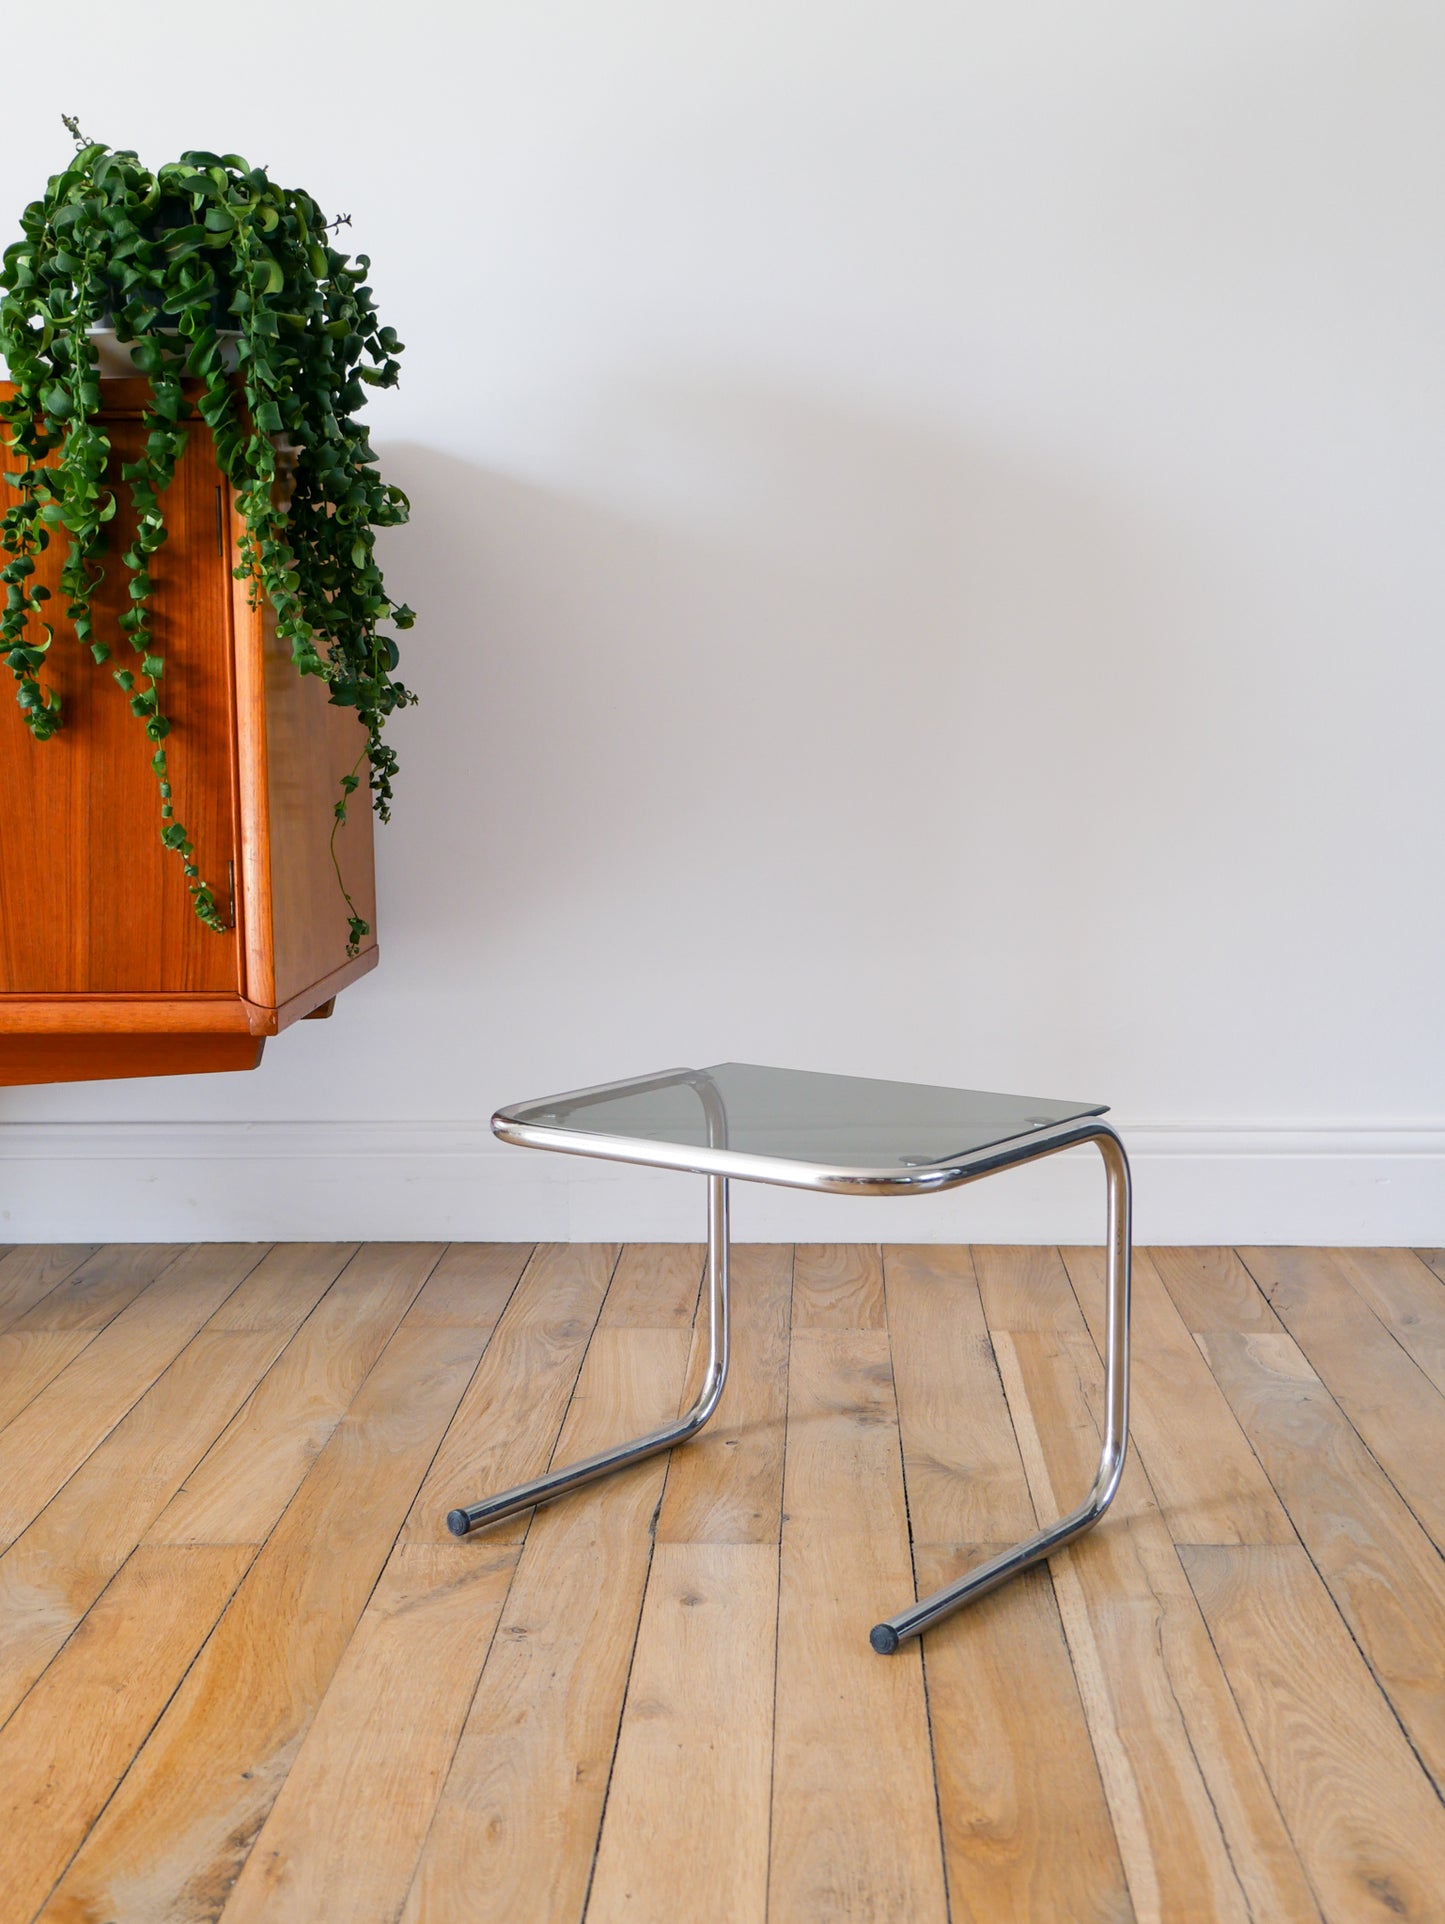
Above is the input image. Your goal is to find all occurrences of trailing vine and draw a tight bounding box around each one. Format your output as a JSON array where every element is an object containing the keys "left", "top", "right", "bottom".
[{"left": 0, "top": 120, "right": 415, "bottom": 949}]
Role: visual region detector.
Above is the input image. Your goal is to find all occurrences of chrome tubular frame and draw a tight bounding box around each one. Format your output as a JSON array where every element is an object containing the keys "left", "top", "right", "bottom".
[
  {"left": 446, "top": 1174, "right": 730, "bottom": 1538},
  {"left": 446, "top": 1075, "right": 734, "bottom": 1541},
  {"left": 455, "top": 1073, "right": 1131, "bottom": 1655},
  {"left": 870, "top": 1120, "right": 1132, "bottom": 1652}
]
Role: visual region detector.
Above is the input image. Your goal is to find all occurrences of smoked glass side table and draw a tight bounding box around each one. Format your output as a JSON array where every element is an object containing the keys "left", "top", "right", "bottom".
[{"left": 448, "top": 1062, "right": 1131, "bottom": 1654}]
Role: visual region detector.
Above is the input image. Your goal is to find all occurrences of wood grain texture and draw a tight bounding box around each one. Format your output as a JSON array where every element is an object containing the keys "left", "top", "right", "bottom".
[
  {"left": 400, "top": 1323, "right": 693, "bottom": 1924},
  {"left": 598, "top": 1240, "right": 705, "bottom": 1328},
  {"left": 657, "top": 1243, "right": 792, "bottom": 1545},
  {"left": 1199, "top": 1329, "right": 1445, "bottom": 1789},
  {"left": 268, "top": 948, "right": 377, "bottom": 1027},
  {"left": 4, "top": 1242, "right": 1444, "bottom": 1921},
  {"left": 40, "top": 1321, "right": 484, "bottom": 1924},
  {"left": 0, "top": 1030, "right": 266, "bottom": 1083},
  {"left": 1240, "top": 1246, "right": 1445, "bottom": 1551},
  {"left": 9, "top": 1239, "right": 183, "bottom": 1332},
  {"left": 228, "top": 476, "right": 275, "bottom": 1012},
  {"left": 150, "top": 1241, "right": 430, "bottom": 1546},
  {"left": 918, "top": 1548, "right": 1134, "bottom": 1924},
  {"left": 999, "top": 1329, "right": 1320, "bottom": 1924},
  {"left": 885, "top": 1247, "right": 1130, "bottom": 1919},
  {"left": 0, "top": 1243, "right": 264, "bottom": 1550},
  {"left": 1326, "top": 1245, "right": 1445, "bottom": 1394},
  {"left": 0, "top": 1543, "right": 251, "bottom": 1924},
  {"left": 0, "top": 993, "right": 257, "bottom": 1032},
  {"left": 0, "top": 1246, "right": 348, "bottom": 1727},
  {"left": 231, "top": 468, "right": 379, "bottom": 1017},
  {"left": 587, "top": 1245, "right": 792, "bottom": 1924},
  {"left": 210, "top": 1249, "right": 539, "bottom": 1922},
  {"left": 792, "top": 1240, "right": 885, "bottom": 1329},
  {"left": 587, "top": 1543, "right": 777, "bottom": 1924},
  {"left": 401, "top": 1240, "right": 535, "bottom": 1329},
  {"left": 0, "top": 1242, "right": 96, "bottom": 1332},
  {"left": 1184, "top": 1544, "right": 1445, "bottom": 1924},
  {"left": 1150, "top": 1245, "right": 1284, "bottom": 1334},
  {"left": 0, "top": 402, "right": 241, "bottom": 998},
  {"left": 0, "top": 376, "right": 381, "bottom": 1082},
  {"left": 198, "top": 1240, "right": 346, "bottom": 1331},
  {"left": 974, "top": 1242, "right": 1089, "bottom": 1332},
  {"left": 402, "top": 1241, "right": 617, "bottom": 1546},
  {"left": 769, "top": 1329, "right": 949, "bottom": 1923},
  {"left": 1062, "top": 1245, "right": 1293, "bottom": 1546},
  {"left": 218, "top": 1543, "right": 520, "bottom": 1924},
  {"left": 884, "top": 1241, "right": 1035, "bottom": 1545},
  {"left": 0, "top": 1329, "right": 95, "bottom": 1433},
  {"left": 0, "top": 1328, "right": 281, "bottom": 1730}
]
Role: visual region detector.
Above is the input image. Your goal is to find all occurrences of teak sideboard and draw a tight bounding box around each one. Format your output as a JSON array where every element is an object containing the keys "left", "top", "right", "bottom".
[{"left": 0, "top": 377, "right": 378, "bottom": 1086}]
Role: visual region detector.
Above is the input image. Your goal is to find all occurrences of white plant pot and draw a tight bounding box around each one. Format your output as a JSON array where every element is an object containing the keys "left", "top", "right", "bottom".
[{"left": 89, "top": 327, "right": 242, "bottom": 376}]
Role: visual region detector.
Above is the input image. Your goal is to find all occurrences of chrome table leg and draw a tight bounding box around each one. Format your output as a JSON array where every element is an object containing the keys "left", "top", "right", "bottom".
[
  {"left": 869, "top": 1124, "right": 1132, "bottom": 1653},
  {"left": 446, "top": 1175, "right": 731, "bottom": 1537}
]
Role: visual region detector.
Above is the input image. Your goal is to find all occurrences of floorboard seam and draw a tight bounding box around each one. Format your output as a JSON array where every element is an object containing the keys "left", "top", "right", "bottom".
[
  {"left": 188, "top": 1240, "right": 455, "bottom": 1918},
  {"left": 0, "top": 1245, "right": 370, "bottom": 1750},
  {"left": 390, "top": 1242, "right": 573, "bottom": 1924},
  {"left": 1037, "top": 1247, "right": 1150, "bottom": 1917},
  {"left": 36, "top": 1243, "right": 441, "bottom": 1918},
  {"left": 26, "top": 1536, "right": 258, "bottom": 1924},
  {"left": 577, "top": 1243, "right": 704, "bottom": 1923},
  {"left": 1233, "top": 1250, "right": 1445, "bottom": 1564},
  {"left": 882, "top": 1244, "right": 954, "bottom": 1924},
  {"left": 17, "top": 1244, "right": 1445, "bottom": 1922},
  {"left": 0, "top": 1242, "right": 164, "bottom": 1349},
  {"left": 0, "top": 1243, "right": 275, "bottom": 1553},
  {"left": 1176, "top": 1552, "right": 1330, "bottom": 1924},
  {"left": 1188, "top": 1317, "right": 1445, "bottom": 1818},
  {"left": 763, "top": 1247, "right": 801, "bottom": 1924},
  {"left": 0, "top": 1243, "right": 233, "bottom": 1476},
  {"left": 1062, "top": 1249, "right": 1336, "bottom": 1909}
]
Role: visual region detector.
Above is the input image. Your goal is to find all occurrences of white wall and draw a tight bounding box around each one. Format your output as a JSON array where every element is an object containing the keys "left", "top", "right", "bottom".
[{"left": 2, "top": 1, "right": 1441, "bottom": 1244}]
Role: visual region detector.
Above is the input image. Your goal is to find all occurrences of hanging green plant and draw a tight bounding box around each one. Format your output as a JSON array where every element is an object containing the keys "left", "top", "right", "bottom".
[{"left": 0, "top": 118, "right": 415, "bottom": 951}]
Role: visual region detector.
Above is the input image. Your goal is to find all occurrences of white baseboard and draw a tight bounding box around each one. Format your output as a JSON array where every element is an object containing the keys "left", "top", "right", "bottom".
[{"left": 0, "top": 1119, "right": 1440, "bottom": 1245}]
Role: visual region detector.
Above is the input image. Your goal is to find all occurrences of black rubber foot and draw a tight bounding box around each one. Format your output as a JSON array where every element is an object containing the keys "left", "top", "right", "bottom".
[
  {"left": 446, "top": 1509, "right": 471, "bottom": 1538},
  {"left": 870, "top": 1622, "right": 900, "bottom": 1655}
]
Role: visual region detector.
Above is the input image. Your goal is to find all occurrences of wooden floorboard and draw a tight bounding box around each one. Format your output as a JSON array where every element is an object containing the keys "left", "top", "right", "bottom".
[
  {"left": 0, "top": 1247, "right": 350, "bottom": 1726},
  {"left": 998, "top": 1327, "right": 1320, "bottom": 1922},
  {"left": 180, "top": 1245, "right": 535, "bottom": 1924},
  {"left": 1197, "top": 1328, "right": 1445, "bottom": 1795},
  {"left": 0, "top": 1246, "right": 182, "bottom": 1441},
  {"left": 1326, "top": 1248, "right": 1445, "bottom": 1394},
  {"left": 41, "top": 1250, "right": 455, "bottom": 1924},
  {"left": 769, "top": 1323, "right": 949, "bottom": 1922},
  {"left": 0, "top": 1245, "right": 266, "bottom": 1554},
  {"left": 0, "top": 1243, "right": 101, "bottom": 1336},
  {"left": 1184, "top": 1544, "right": 1445, "bottom": 1923},
  {"left": 4, "top": 1242, "right": 1443, "bottom": 1923},
  {"left": 1238, "top": 1247, "right": 1445, "bottom": 1555},
  {"left": 401, "top": 1252, "right": 691, "bottom": 1924}
]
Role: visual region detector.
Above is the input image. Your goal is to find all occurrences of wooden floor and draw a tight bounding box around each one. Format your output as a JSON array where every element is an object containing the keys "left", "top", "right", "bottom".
[{"left": 2, "top": 1242, "right": 1445, "bottom": 1922}]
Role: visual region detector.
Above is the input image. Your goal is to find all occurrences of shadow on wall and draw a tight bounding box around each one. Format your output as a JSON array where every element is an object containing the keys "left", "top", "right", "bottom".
[{"left": 371, "top": 376, "right": 1220, "bottom": 1074}]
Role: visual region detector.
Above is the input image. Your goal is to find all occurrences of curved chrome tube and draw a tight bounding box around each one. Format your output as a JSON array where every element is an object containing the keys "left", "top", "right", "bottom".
[
  {"left": 446, "top": 1076, "right": 733, "bottom": 1539},
  {"left": 869, "top": 1121, "right": 1131, "bottom": 1651},
  {"left": 446, "top": 1175, "right": 729, "bottom": 1537},
  {"left": 455, "top": 1084, "right": 1131, "bottom": 1660}
]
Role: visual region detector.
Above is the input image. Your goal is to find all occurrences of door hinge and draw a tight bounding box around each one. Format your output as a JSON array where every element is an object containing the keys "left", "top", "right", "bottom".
[
  {"left": 226, "top": 859, "right": 237, "bottom": 931},
  {"left": 215, "top": 485, "right": 225, "bottom": 557}
]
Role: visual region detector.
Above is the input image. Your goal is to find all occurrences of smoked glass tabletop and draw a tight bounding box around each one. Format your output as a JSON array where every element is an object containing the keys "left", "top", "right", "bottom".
[{"left": 494, "top": 1062, "right": 1107, "bottom": 1187}]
